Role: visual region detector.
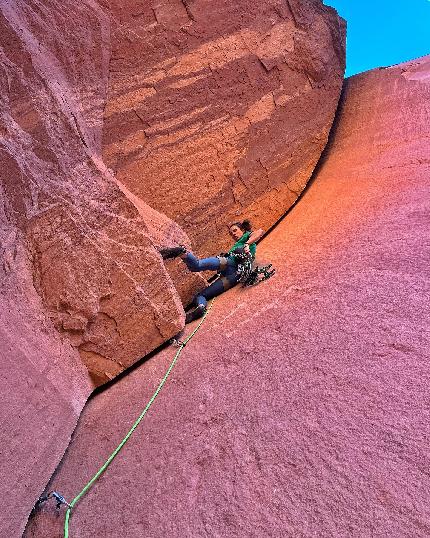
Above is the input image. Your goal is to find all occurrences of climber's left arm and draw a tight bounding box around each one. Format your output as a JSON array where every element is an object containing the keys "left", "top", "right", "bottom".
[{"left": 245, "top": 228, "right": 264, "bottom": 245}]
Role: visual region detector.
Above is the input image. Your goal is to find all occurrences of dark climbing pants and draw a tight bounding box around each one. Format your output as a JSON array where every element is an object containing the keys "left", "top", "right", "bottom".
[{"left": 184, "top": 252, "right": 239, "bottom": 308}]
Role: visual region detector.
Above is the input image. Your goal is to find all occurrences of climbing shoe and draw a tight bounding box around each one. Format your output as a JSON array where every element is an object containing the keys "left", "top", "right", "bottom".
[
  {"left": 159, "top": 245, "right": 187, "bottom": 260},
  {"left": 185, "top": 304, "right": 206, "bottom": 324}
]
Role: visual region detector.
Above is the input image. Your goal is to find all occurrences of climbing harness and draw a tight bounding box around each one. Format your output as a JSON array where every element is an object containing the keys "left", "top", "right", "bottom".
[
  {"left": 37, "top": 300, "right": 214, "bottom": 537},
  {"left": 226, "top": 248, "right": 276, "bottom": 287},
  {"left": 231, "top": 250, "right": 254, "bottom": 284},
  {"left": 242, "top": 264, "right": 276, "bottom": 286}
]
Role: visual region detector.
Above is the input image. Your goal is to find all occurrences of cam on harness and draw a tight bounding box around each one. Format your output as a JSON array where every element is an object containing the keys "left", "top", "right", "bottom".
[{"left": 220, "top": 247, "right": 275, "bottom": 286}]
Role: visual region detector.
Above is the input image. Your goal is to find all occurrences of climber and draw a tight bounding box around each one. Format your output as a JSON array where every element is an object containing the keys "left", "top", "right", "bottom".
[{"left": 160, "top": 220, "right": 264, "bottom": 323}]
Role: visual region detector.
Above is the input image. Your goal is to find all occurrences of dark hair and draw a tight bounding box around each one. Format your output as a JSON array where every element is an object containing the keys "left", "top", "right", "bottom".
[{"left": 230, "top": 219, "right": 252, "bottom": 232}]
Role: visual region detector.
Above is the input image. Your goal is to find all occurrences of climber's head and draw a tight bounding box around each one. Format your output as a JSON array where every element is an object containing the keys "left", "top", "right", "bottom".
[{"left": 229, "top": 220, "right": 252, "bottom": 240}]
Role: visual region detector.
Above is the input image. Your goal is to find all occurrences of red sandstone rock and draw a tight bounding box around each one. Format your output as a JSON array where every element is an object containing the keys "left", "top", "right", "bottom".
[
  {"left": 25, "top": 57, "right": 430, "bottom": 537},
  {"left": 0, "top": 1, "right": 192, "bottom": 387},
  {"left": 0, "top": 2, "right": 196, "bottom": 536},
  {"left": 0, "top": 229, "right": 92, "bottom": 538},
  {"left": 102, "top": 0, "right": 346, "bottom": 256}
]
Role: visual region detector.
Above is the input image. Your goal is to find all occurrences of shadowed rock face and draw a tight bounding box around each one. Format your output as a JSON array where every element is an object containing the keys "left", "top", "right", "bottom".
[
  {"left": 0, "top": 2, "right": 194, "bottom": 535},
  {"left": 102, "top": 0, "right": 346, "bottom": 255},
  {"left": 0, "top": 2, "right": 191, "bottom": 386},
  {"left": 25, "top": 57, "right": 430, "bottom": 537},
  {"left": 0, "top": 224, "right": 92, "bottom": 538}
]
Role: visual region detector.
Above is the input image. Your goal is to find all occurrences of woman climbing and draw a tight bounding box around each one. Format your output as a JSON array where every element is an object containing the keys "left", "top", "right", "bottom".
[{"left": 160, "top": 220, "right": 265, "bottom": 323}]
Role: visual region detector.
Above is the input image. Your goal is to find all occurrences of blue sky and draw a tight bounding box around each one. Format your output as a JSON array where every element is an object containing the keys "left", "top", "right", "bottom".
[{"left": 323, "top": 0, "right": 430, "bottom": 77}]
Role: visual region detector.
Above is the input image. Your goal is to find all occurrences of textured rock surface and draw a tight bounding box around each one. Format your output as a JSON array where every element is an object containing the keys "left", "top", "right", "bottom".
[
  {"left": 102, "top": 0, "right": 345, "bottom": 255},
  {"left": 26, "top": 57, "right": 430, "bottom": 537},
  {"left": 1, "top": 2, "right": 195, "bottom": 536},
  {"left": 0, "top": 228, "right": 92, "bottom": 538},
  {"left": 0, "top": 1, "right": 193, "bottom": 387}
]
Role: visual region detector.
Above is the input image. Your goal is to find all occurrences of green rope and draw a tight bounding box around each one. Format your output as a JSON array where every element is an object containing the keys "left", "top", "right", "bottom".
[{"left": 63, "top": 300, "right": 214, "bottom": 538}]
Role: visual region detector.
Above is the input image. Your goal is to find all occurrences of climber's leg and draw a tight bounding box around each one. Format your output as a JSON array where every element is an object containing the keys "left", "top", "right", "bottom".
[
  {"left": 161, "top": 247, "right": 233, "bottom": 275},
  {"left": 200, "top": 273, "right": 239, "bottom": 302},
  {"left": 183, "top": 252, "right": 222, "bottom": 272},
  {"left": 185, "top": 272, "right": 240, "bottom": 324}
]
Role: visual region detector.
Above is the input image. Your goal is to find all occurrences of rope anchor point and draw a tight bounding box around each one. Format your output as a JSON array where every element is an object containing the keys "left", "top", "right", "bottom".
[{"left": 36, "top": 491, "right": 72, "bottom": 511}]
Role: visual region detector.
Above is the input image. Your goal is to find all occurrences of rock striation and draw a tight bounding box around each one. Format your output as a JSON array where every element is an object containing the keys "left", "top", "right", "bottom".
[
  {"left": 102, "top": 0, "right": 346, "bottom": 255},
  {"left": 25, "top": 56, "right": 430, "bottom": 537}
]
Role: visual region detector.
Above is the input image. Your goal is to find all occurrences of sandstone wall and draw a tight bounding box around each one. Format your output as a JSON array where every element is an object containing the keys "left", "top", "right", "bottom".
[
  {"left": 1, "top": 1, "right": 348, "bottom": 534},
  {"left": 26, "top": 56, "right": 430, "bottom": 537},
  {"left": 102, "top": 0, "right": 346, "bottom": 255},
  {"left": 0, "top": 226, "right": 92, "bottom": 538},
  {"left": 1, "top": 2, "right": 191, "bottom": 535},
  {"left": 0, "top": 1, "right": 191, "bottom": 387}
]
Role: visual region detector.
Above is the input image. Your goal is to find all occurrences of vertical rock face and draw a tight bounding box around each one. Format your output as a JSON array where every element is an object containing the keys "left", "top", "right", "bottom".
[
  {"left": 1, "top": 1, "right": 346, "bottom": 535},
  {"left": 0, "top": 227, "right": 92, "bottom": 538},
  {"left": 102, "top": 0, "right": 345, "bottom": 254},
  {"left": 1, "top": 2, "right": 191, "bottom": 535},
  {"left": 322, "top": 55, "right": 430, "bottom": 181},
  {"left": 0, "top": 1, "right": 190, "bottom": 386},
  {"left": 25, "top": 56, "right": 430, "bottom": 537}
]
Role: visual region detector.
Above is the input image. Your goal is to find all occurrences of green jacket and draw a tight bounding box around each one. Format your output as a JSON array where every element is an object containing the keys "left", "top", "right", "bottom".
[{"left": 228, "top": 231, "right": 256, "bottom": 258}]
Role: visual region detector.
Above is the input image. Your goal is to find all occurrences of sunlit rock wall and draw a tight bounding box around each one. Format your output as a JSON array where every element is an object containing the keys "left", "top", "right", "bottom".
[{"left": 102, "top": 0, "right": 346, "bottom": 255}]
